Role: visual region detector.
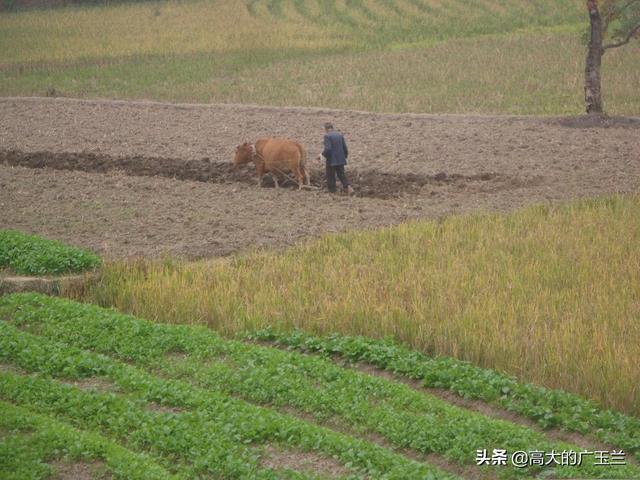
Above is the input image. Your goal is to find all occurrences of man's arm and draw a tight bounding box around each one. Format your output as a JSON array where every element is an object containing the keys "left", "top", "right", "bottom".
[
  {"left": 342, "top": 136, "right": 348, "bottom": 159},
  {"left": 322, "top": 135, "right": 332, "bottom": 159}
]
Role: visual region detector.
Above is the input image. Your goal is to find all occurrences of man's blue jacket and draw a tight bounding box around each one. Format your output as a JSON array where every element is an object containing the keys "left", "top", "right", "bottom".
[{"left": 323, "top": 131, "right": 349, "bottom": 167}]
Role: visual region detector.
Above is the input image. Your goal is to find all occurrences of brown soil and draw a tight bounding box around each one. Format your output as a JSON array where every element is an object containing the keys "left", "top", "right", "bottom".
[
  {"left": 0, "top": 363, "right": 26, "bottom": 374},
  {"left": 555, "top": 114, "right": 640, "bottom": 129},
  {"left": 49, "top": 460, "right": 111, "bottom": 480},
  {"left": 259, "top": 444, "right": 353, "bottom": 478},
  {"left": 1, "top": 97, "right": 639, "bottom": 260},
  {"left": 0, "top": 148, "right": 536, "bottom": 200},
  {"left": 146, "top": 402, "right": 185, "bottom": 414},
  {"left": 164, "top": 351, "right": 188, "bottom": 363},
  {"left": 60, "top": 376, "right": 117, "bottom": 393}
]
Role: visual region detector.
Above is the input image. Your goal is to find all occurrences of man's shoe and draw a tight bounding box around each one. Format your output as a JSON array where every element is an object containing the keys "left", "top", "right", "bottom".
[{"left": 346, "top": 185, "right": 355, "bottom": 196}]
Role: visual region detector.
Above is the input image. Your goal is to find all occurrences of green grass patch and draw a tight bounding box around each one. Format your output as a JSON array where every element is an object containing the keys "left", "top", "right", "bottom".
[{"left": 0, "top": 229, "right": 101, "bottom": 276}]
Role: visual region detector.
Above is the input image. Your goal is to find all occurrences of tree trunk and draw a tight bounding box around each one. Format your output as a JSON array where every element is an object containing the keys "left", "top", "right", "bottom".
[{"left": 585, "top": 0, "right": 604, "bottom": 114}]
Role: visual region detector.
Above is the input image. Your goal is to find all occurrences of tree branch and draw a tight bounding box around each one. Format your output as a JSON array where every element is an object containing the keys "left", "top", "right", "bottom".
[
  {"left": 603, "top": 21, "right": 640, "bottom": 50},
  {"left": 617, "top": 0, "right": 640, "bottom": 14},
  {"left": 601, "top": 0, "right": 640, "bottom": 31}
]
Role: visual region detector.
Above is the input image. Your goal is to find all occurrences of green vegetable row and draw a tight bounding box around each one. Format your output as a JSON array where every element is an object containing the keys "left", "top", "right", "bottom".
[
  {"left": 0, "top": 400, "right": 180, "bottom": 480},
  {"left": 247, "top": 329, "right": 640, "bottom": 462},
  {"left": 2, "top": 293, "right": 638, "bottom": 478},
  {"left": 0, "top": 229, "right": 101, "bottom": 275},
  {"left": 0, "top": 298, "right": 458, "bottom": 479}
]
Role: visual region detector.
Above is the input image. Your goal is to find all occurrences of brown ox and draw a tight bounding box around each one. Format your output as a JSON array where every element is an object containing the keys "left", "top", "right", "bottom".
[{"left": 234, "top": 138, "right": 310, "bottom": 189}]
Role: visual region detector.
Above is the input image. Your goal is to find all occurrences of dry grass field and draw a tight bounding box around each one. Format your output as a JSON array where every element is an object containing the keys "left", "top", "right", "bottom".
[
  {"left": 1, "top": 0, "right": 639, "bottom": 114},
  {"left": 85, "top": 196, "right": 640, "bottom": 416}
]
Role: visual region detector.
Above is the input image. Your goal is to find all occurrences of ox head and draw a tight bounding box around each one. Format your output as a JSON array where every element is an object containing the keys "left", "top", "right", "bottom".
[{"left": 233, "top": 142, "right": 254, "bottom": 168}]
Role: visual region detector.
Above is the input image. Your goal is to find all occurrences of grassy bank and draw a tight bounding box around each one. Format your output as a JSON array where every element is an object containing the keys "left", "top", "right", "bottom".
[
  {"left": 79, "top": 196, "right": 640, "bottom": 416},
  {"left": 2, "top": 0, "right": 638, "bottom": 114}
]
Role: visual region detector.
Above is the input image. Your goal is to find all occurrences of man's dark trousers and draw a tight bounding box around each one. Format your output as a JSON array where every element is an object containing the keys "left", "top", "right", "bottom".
[{"left": 326, "top": 163, "right": 350, "bottom": 193}]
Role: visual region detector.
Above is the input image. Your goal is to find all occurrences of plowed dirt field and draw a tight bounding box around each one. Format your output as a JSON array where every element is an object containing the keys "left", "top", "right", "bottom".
[{"left": 1, "top": 97, "right": 638, "bottom": 259}]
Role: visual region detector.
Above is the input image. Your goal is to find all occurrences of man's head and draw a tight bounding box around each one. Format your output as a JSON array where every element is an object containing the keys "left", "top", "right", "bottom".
[{"left": 324, "top": 122, "right": 334, "bottom": 132}]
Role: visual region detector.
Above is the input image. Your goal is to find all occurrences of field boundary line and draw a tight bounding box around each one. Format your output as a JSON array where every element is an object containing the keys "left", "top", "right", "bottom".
[{"left": 3, "top": 95, "right": 618, "bottom": 120}]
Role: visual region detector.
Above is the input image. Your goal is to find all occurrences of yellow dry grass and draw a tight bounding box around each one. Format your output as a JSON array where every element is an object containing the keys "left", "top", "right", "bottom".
[
  {"left": 81, "top": 196, "right": 640, "bottom": 415},
  {"left": 1, "top": 0, "right": 638, "bottom": 115},
  {"left": 0, "top": 1, "right": 343, "bottom": 66}
]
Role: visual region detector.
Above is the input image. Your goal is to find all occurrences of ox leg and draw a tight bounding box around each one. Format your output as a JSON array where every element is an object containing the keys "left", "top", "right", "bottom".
[
  {"left": 303, "top": 166, "right": 311, "bottom": 186},
  {"left": 296, "top": 168, "right": 305, "bottom": 190},
  {"left": 256, "top": 164, "right": 265, "bottom": 188},
  {"left": 272, "top": 173, "right": 279, "bottom": 189}
]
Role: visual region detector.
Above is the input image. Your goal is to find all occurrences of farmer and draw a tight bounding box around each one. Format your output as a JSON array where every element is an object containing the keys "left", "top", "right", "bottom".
[{"left": 322, "top": 122, "right": 354, "bottom": 195}]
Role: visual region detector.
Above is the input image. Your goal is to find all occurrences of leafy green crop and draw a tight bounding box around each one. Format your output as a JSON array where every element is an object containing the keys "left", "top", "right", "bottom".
[
  {"left": 247, "top": 329, "right": 640, "bottom": 463},
  {"left": 2, "top": 293, "right": 639, "bottom": 479},
  {"left": 0, "top": 294, "right": 458, "bottom": 480},
  {"left": 0, "top": 401, "right": 180, "bottom": 480},
  {"left": 0, "top": 229, "right": 101, "bottom": 275}
]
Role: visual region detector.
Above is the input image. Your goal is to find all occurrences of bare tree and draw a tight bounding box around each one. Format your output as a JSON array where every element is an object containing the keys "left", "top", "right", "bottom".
[{"left": 584, "top": 0, "right": 640, "bottom": 114}]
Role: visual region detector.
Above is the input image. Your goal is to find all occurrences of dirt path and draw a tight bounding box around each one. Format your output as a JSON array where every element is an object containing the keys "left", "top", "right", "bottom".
[{"left": 1, "top": 97, "right": 638, "bottom": 259}]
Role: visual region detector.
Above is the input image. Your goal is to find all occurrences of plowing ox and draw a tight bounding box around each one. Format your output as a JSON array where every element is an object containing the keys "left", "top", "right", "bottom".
[{"left": 233, "top": 138, "right": 310, "bottom": 190}]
